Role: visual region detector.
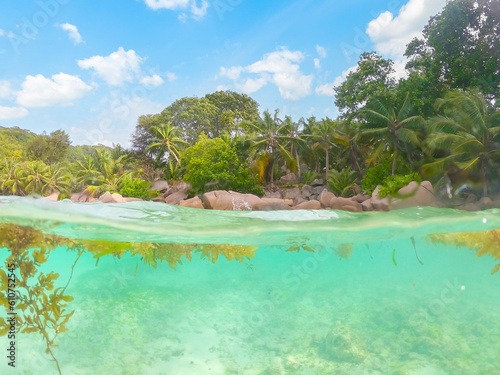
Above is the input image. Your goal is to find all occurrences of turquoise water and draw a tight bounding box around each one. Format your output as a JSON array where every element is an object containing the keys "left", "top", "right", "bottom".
[{"left": 1, "top": 197, "right": 500, "bottom": 375}]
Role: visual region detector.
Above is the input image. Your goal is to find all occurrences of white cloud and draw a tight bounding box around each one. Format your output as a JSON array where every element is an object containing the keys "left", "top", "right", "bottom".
[
  {"left": 17, "top": 73, "right": 92, "bottom": 108},
  {"left": 316, "top": 45, "right": 327, "bottom": 58},
  {"left": 166, "top": 72, "right": 178, "bottom": 82},
  {"left": 235, "top": 78, "right": 267, "bottom": 94},
  {"left": 78, "top": 47, "right": 144, "bottom": 86},
  {"left": 191, "top": 0, "right": 209, "bottom": 20},
  {"left": 144, "top": 0, "right": 190, "bottom": 10},
  {"left": 314, "top": 58, "right": 321, "bottom": 69},
  {"left": 315, "top": 83, "right": 335, "bottom": 97},
  {"left": 59, "top": 23, "right": 83, "bottom": 44},
  {"left": 0, "top": 29, "right": 4, "bottom": 36},
  {"left": 0, "top": 81, "right": 12, "bottom": 99},
  {"left": 219, "top": 48, "right": 314, "bottom": 100},
  {"left": 143, "top": 0, "right": 209, "bottom": 20},
  {"left": 366, "top": 0, "right": 446, "bottom": 60},
  {"left": 0, "top": 106, "right": 29, "bottom": 120},
  {"left": 140, "top": 74, "right": 164, "bottom": 86}
]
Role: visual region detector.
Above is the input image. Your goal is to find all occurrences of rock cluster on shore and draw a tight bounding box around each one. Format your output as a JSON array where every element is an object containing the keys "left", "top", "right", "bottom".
[{"left": 68, "top": 178, "right": 500, "bottom": 212}]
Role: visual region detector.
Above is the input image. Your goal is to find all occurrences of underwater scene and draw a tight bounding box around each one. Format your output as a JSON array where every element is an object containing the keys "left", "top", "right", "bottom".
[{"left": 1, "top": 197, "right": 500, "bottom": 375}]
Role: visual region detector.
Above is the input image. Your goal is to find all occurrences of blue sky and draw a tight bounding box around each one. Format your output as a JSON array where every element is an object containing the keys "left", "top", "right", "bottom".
[{"left": 0, "top": 0, "right": 447, "bottom": 147}]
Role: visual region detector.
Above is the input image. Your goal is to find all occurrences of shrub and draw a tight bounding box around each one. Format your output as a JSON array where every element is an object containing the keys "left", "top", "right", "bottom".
[
  {"left": 182, "top": 136, "right": 262, "bottom": 195},
  {"left": 378, "top": 173, "right": 421, "bottom": 198},
  {"left": 328, "top": 167, "right": 358, "bottom": 197},
  {"left": 120, "top": 177, "right": 152, "bottom": 200},
  {"left": 302, "top": 170, "right": 321, "bottom": 185},
  {"left": 361, "top": 156, "right": 412, "bottom": 193}
]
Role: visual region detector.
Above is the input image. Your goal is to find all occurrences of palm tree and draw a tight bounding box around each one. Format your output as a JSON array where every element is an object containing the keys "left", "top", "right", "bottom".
[
  {"left": 282, "top": 116, "right": 306, "bottom": 177},
  {"left": 245, "top": 110, "right": 294, "bottom": 185},
  {"left": 147, "top": 123, "right": 187, "bottom": 166},
  {"left": 310, "top": 119, "right": 349, "bottom": 180},
  {"left": 1, "top": 159, "right": 26, "bottom": 195},
  {"left": 42, "top": 166, "right": 71, "bottom": 196},
  {"left": 361, "top": 94, "right": 424, "bottom": 176},
  {"left": 422, "top": 90, "right": 500, "bottom": 196},
  {"left": 24, "top": 161, "right": 50, "bottom": 195}
]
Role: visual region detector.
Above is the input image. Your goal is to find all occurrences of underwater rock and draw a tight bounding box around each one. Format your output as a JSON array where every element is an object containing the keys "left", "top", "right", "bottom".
[
  {"left": 478, "top": 197, "right": 494, "bottom": 210},
  {"left": 314, "top": 323, "right": 367, "bottom": 363},
  {"left": 180, "top": 196, "right": 204, "bottom": 209},
  {"left": 293, "top": 200, "right": 321, "bottom": 210},
  {"left": 164, "top": 192, "right": 188, "bottom": 205}
]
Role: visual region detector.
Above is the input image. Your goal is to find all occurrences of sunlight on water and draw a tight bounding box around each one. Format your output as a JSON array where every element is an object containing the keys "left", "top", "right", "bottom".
[{"left": 0, "top": 197, "right": 499, "bottom": 375}]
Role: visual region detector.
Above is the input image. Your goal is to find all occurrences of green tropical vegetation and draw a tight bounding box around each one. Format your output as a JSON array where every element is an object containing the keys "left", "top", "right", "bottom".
[{"left": 0, "top": 1, "right": 498, "bottom": 202}]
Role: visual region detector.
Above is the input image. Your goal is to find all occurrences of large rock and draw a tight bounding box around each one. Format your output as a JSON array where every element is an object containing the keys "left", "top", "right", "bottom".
[
  {"left": 174, "top": 181, "right": 192, "bottom": 194},
  {"left": 293, "top": 196, "right": 307, "bottom": 206},
  {"left": 371, "top": 186, "right": 389, "bottom": 211},
  {"left": 180, "top": 196, "right": 204, "bottom": 209},
  {"left": 202, "top": 190, "right": 263, "bottom": 210},
  {"left": 301, "top": 184, "right": 313, "bottom": 198},
  {"left": 152, "top": 196, "right": 166, "bottom": 203},
  {"left": 389, "top": 181, "right": 441, "bottom": 210},
  {"left": 319, "top": 190, "right": 336, "bottom": 208},
  {"left": 311, "top": 178, "right": 324, "bottom": 186},
  {"left": 330, "top": 197, "right": 363, "bottom": 212},
  {"left": 279, "top": 172, "right": 298, "bottom": 185},
  {"left": 313, "top": 186, "right": 327, "bottom": 196},
  {"left": 253, "top": 198, "right": 290, "bottom": 211},
  {"left": 293, "top": 200, "right": 321, "bottom": 210},
  {"left": 283, "top": 187, "right": 302, "bottom": 200},
  {"left": 111, "top": 193, "right": 125, "bottom": 203},
  {"left": 123, "top": 197, "right": 143, "bottom": 202},
  {"left": 99, "top": 191, "right": 114, "bottom": 203},
  {"left": 71, "top": 192, "right": 91, "bottom": 203},
  {"left": 151, "top": 180, "right": 170, "bottom": 193},
  {"left": 263, "top": 190, "right": 282, "bottom": 199},
  {"left": 164, "top": 192, "right": 188, "bottom": 205},
  {"left": 43, "top": 192, "right": 59, "bottom": 201},
  {"left": 352, "top": 194, "right": 370, "bottom": 204},
  {"left": 361, "top": 198, "right": 373, "bottom": 211}
]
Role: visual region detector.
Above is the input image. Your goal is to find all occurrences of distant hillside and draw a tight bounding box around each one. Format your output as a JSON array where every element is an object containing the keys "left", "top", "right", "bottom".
[
  {"left": 0, "top": 126, "right": 110, "bottom": 162},
  {"left": 0, "top": 126, "right": 37, "bottom": 159}
]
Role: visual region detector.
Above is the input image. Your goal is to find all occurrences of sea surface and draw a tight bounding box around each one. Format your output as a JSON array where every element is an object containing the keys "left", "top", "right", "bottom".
[{"left": 0, "top": 196, "right": 499, "bottom": 375}]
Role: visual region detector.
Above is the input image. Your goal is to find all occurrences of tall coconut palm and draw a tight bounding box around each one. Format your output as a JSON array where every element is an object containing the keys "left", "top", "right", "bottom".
[
  {"left": 310, "top": 119, "right": 349, "bottom": 180},
  {"left": 147, "top": 123, "right": 188, "bottom": 166},
  {"left": 282, "top": 116, "right": 306, "bottom": 177},
  {"left": 361, "top": 93, "right": 425, "bottom": 176},
  {"left": 245, "top": 110, "right": 294, "bottom": 185},
  {"left": 42, "top": 166, "right": 71, "bottom": 196},
  {"left": 422, "top": 90, "right": 500, "bottom": 196}
]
